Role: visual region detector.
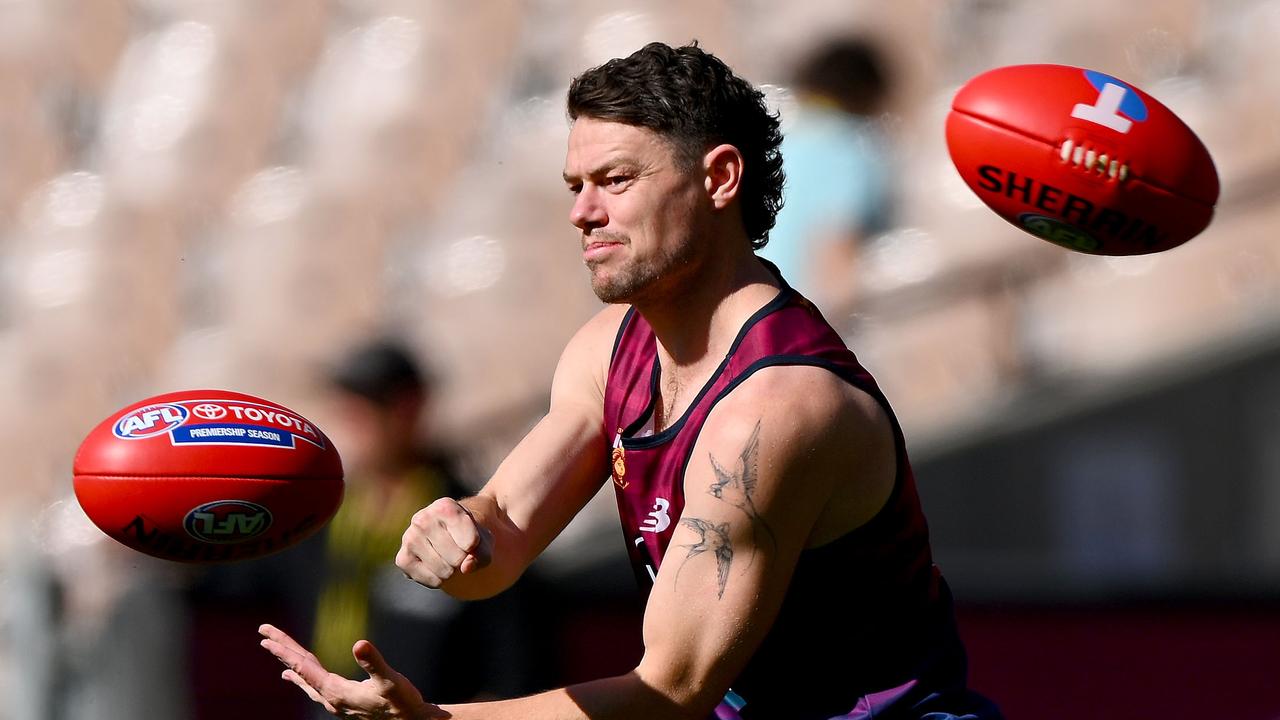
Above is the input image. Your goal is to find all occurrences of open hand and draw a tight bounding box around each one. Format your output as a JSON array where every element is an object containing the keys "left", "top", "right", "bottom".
[{"left": 258, "top": 623, "right": 445, "bottom": 719}]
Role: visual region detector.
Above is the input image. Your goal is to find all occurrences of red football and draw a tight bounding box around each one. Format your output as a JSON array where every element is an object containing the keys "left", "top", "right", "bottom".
[
  {"left": 946, "top": 63, "right": 1219, "bottom": 255},
  {"left": 73, "top": 389, "right": 344, "bottom": 563}
]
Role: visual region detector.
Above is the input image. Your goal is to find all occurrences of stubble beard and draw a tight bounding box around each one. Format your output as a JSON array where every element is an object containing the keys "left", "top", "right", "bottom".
[
  {"left": 585, "top": 232, "right": 697, "bottom": 305},
  {"left": 589, "top": 259, "right": 659, "bottom": 304},
  {"left": 584, "top": 231, "right": 645, "bottom": 304}
]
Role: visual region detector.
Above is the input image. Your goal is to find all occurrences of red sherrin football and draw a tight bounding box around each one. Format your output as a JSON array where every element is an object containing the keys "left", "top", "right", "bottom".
[
  {"left": 73, "top": 389, "right": 344, "bottom": 563},
  {"left": 946, "top": 63, "right": 1219, "bottom": 255}
]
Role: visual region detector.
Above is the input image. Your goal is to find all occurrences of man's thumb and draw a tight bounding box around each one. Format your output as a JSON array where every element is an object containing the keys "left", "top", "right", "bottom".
[
  {"left": 352, "top": 640, "right": 394, "bottom": 681},
  {"left": 351, "top": 639, "right": 441, "bottom": 716}
]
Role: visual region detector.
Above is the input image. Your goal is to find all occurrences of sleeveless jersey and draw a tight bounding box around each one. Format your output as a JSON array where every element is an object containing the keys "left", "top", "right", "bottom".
[{"left": 602, "top": 281, "right": 975, "bottom": 719}]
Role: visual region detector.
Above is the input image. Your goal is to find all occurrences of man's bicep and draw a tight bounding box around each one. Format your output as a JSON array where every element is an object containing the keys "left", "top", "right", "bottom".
[{"left": 634, "top": 409, "right": 824, "bottom": 713}]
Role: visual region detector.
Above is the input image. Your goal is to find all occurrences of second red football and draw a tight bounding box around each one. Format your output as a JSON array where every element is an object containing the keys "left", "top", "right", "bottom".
[{"left": 946, "top": 63, "right": 1218, "bottom": 255}]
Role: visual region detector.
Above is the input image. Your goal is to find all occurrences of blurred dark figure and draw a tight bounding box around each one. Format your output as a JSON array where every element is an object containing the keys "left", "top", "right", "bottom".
[
  {"left": 762, "top": 36, "right": 897, "bottom": 316},
  {"left": 6, "top": 513, "right": 189, "bottom": 720},
  {"left": 183, "top": 340, "right": 539, "bottom": 719},
  {"left": 309, "top": 339, "right": 537, "bottom": 708}
]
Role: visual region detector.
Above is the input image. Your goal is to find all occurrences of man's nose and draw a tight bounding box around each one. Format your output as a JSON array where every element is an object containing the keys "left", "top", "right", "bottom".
[{"left": 569, "top": 186, "right": 608, "bottom": 232}]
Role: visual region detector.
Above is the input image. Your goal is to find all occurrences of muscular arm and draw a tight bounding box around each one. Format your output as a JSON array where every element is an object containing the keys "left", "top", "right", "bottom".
[{"left": 407, "top": 305, "right": 623, "bottom": 600}]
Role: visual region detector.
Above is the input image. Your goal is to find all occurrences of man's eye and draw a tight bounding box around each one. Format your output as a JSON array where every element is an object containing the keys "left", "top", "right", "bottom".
[
  {"left": 606, "top": 175, "right": 631, "bottom": 187},
  {"left": 567, "top": 184, "right": 582, "bottom": 195}
]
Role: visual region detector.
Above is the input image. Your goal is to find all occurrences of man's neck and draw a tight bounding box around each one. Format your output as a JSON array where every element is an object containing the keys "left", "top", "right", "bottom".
[{"left": 639, "top": 253, "right": 780, "bottom": 373}]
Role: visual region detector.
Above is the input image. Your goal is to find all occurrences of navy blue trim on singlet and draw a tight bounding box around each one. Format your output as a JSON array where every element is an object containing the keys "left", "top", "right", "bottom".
[
  {"left": 619, "top": 286, "right": 795, "bottom": 450},
  {"left": 756, "top": 256, "right": 792, "bottom": 291},
  {"left": 671, "top": 354, "right": 909, "bottom": 548},
  {"left": 722, "top": 355, "right": 893, "bottom": 412},
  {"left": 610, "top": 306, "right": 638, "bottom": 363}
]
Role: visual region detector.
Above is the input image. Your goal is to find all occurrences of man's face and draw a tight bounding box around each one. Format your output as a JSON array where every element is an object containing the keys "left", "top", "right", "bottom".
[{"left": 562, "top": 117, "right": 708, "bottom": 304}]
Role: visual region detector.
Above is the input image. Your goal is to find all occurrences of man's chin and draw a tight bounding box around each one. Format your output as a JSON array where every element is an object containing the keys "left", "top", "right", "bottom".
[
  {"left": 591, "top": 281, "right": 630, "bottom": 304},
  {"left": 589, "top": 272, "right": 635, "bottom": 304}
]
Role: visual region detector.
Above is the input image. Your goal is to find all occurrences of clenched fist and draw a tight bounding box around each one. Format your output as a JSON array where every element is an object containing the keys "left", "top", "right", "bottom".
[{"left": 396, "top": 497, "right": 494, "bottom": 588}]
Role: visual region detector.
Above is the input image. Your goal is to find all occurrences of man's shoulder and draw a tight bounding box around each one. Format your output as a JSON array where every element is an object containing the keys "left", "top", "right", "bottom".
[
  {"left": 728, "top": 362, "right": 880, "bottom": 418},
  {"left": 588, "top": 303, "right": 633, "bottom": 339},
  {"left": 694, "top": 361, "right": 897, "bottom": 542},
  {"left": 561, "top": 304, "right": 631, "bottom": 370},
  {"left": 685, "top": 360, "right": 896, "bottom": 547},
  {"left": 552, "top": 303, "right": 633, "bottom": 405},
  {"left": 703, "top": 363, "right": 889, "bottom": 460},
  {"left": 566, "top": 303, "right": 631, "bottom": 352}
]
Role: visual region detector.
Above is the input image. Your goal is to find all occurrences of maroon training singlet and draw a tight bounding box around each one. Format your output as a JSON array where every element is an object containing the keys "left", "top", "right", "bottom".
[{"left": 601, "top": 271, "right": 983, "bottom": 719}]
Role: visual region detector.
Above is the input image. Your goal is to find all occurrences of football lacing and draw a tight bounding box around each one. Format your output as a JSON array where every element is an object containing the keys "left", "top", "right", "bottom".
[{"left": 1059, "top": 138, "right": 1129, "bottom": 181}]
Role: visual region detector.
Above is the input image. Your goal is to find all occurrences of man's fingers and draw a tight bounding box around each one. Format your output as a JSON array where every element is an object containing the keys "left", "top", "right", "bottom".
[
  {"left": 401, "top": 498, "right": 494, "bottom": 584},
  {"left": 259, "top": 624, "right": 433, "bottom": 717},
  {"left": 260, "top": 637, "right": 311, "bottom": 678},
  {"left": 261, "top": 625, "right": 438, "bottom": 719},
  {"left": 460, "top": 544, "right": 492, "bottom": 574},
  {"left": 444, "top": 502, "right": 483, "bottom": 552},
  {"left": 415, "top": 500, "right": 476, "bottom": 562},
  {"left": 258, "top": 622, "right": 284, "bottom": 636},
  {"left": 259, "top": 624, "right": 332, "bottom": 691},
  {"left": 396, "top": 545, "right": 445, "bottom": 588},
  {"left": 394, "top": 546, "right": 422, "bottom": 578},
  {"left": 459, "top": 524, "right": 493, "bottom": 573},
  {"left": 259, "top": 623, "right": 312, "bottom": 659},
  {"left": 447, "top": 502, "right": 492, "bottom": 574},
  {"left": 282, "top": 669, "right": 337, "bottom": 714}
]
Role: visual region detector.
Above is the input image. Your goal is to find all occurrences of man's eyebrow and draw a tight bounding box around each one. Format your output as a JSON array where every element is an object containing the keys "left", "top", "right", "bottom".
[{"left": 563, "top": 158, "right": 639, "bottom": 183}]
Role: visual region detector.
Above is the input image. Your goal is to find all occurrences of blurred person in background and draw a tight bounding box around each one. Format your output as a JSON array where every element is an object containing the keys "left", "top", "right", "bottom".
[
  {"left": 5, "top": 506, "right": 189, "bottom": 720},
  {"left": 261, "top": 42, "right": 999, "bottom": 720},
  {"left": 309, "top": 338, "right": 536, "bottom": 709},
  {"left": 761, "top": 36, "right": 897, "bottom": 319}
]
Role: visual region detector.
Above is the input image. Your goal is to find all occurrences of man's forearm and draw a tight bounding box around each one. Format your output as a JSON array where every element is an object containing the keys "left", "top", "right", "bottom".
[{"left": 438, "top": 671, "right": 703, "bottom": 720}]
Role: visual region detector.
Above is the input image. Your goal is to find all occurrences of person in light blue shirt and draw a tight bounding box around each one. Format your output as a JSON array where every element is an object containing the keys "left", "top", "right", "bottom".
[{"left": 763, "top": 38, "right": 896, "bottom": 314}]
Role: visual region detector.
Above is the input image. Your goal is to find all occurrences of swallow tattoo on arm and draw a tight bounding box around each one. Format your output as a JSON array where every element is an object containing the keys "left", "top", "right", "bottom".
[
  {"left": 677, "top": 517, "right": 733, "bottom": 599},
  {"left": 708, "top": 420, "right": 776, "bottom": 553}
]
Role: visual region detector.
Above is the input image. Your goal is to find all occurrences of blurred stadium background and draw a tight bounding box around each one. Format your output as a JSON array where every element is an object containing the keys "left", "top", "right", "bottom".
[{"left": 2, "top": 0, "right": 1279, "bottom": 718}]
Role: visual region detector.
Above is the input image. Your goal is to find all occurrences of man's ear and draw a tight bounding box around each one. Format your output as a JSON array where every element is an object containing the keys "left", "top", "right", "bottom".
[{"left": 703, "top": 144, "right": 744, "bottom": 209}]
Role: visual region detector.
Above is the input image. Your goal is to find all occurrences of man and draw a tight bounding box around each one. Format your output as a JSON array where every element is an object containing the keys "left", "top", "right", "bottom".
[{"left": 260, "top": 42, "right": 1000, "bottom": 720}]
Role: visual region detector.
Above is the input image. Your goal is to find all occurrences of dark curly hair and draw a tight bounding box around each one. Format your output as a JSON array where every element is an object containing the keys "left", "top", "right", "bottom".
[{"left": 567, "top": 42, "right": 785, "bottom": 250}]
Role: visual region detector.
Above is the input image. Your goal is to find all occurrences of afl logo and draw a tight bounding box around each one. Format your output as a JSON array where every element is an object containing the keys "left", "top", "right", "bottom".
[
  {"left": 184, "top": 500, "right": 273, "bottom": 544},
  {"left": 113, "top": 403, "right": 190, "bottom": 439}
]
